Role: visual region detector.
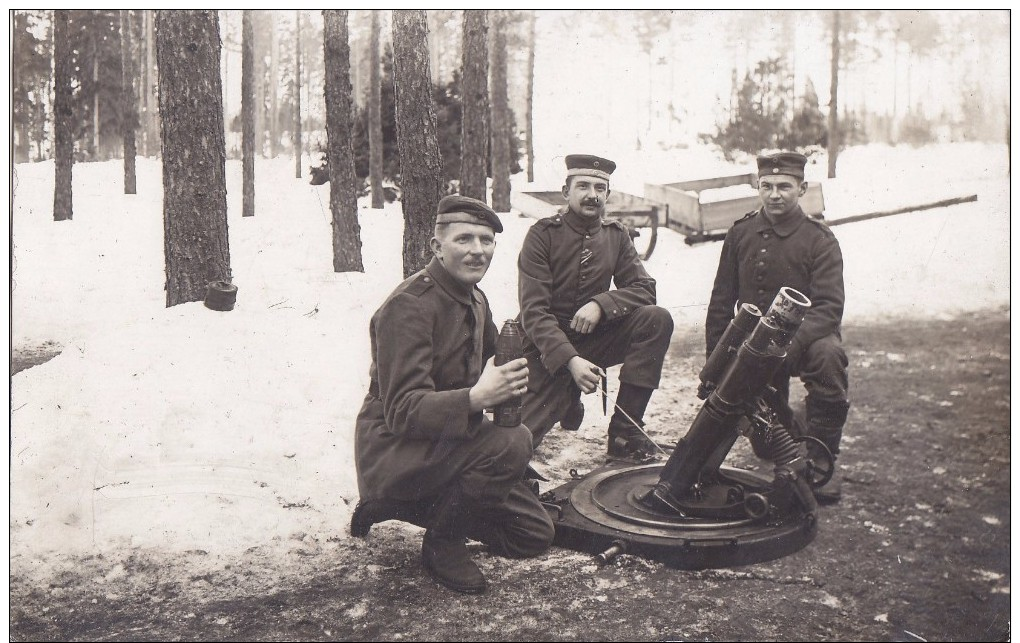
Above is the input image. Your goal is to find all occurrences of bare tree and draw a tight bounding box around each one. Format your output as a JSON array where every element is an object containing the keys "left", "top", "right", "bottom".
[
  {"left": 489, "top": 9, "right": 511, "bottom": 212},
  {"left": 460, "top": 10, "right": 489, "bottom": 202},
  {"left": 294, "top": 10, "right": 302, "bottom": 179},
  {"left": 269, "top": 12, "right": 280, "bottom": 158},
  {"left": 143, "top": 9, "right": 159, "bottom": 157},
  {"left": 525, "top": 10, "right": 536, "bottom": 183},
  {"left": 53, "top": 9, "right": 73, "bottom": 221},
  {"left": 368, "top": 10, "right": 384, "bottom": 208},
  {"left": 392, "top": 9, "right": 444, "bottom": 277},
  {"left": 827, "top": 10, "right": 841, "bottom": 178},
  {"left": 323, "top": 10, "right": 365, "bottom": 272},
  {"left": 155, "top": 10, "right": 231, "bottom": 307},
  {"left": 242, "top": 10, "right": 255, "bottom": 217},
  {"left": 120, "top": 9, "right": 137, "bottom": 194}
]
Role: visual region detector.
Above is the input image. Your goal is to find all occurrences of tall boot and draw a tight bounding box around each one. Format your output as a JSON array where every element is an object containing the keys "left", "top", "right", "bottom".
[
  {"left": 805, "top": 398, "right": 850, "bottom": 504},
  {"left": 607, "top": 383, "right": 658, "bottom": 459},
  {"left": 421, "top": 486, "right": 487, "bottom": 594}
]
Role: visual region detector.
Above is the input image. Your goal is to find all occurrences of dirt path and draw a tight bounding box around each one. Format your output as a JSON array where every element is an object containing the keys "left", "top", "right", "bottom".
[{"left": 10, "top": 310, "right": 1010, "bottom": 641}]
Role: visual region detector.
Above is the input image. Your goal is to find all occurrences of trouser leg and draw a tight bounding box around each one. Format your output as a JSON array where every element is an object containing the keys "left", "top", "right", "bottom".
[
  {"left": 462, "top": 481, "right": 555, "bottom": 559},
  {"left": 521, "top": 372, "right": 577, "bottom": 448}
]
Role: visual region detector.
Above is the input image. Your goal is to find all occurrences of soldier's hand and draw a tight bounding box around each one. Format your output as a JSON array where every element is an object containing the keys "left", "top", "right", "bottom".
[
  {"left": 570, "top": 301, "right": 604, "bottom": 334},
  {"left": 469, "top": 356, "right": 529, "bottom": 413},
  {"left": 567, "top": 356, "right": 603, "bottom": 394}
]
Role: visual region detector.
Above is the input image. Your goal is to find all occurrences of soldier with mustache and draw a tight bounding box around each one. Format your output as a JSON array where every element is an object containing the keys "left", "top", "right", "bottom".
[{"left": 517, "top": 155, "right": 674, "bottom": 461}]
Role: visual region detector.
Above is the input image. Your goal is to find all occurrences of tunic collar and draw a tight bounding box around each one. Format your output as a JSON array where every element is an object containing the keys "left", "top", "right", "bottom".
[
  {"left": 563, "top": 207, "right": 603, "bottom": 235},
  {"left": 757, "top": 205, "right": 807, "bottom": 238},
  {"left": 425, "top": 257, "right": 482, "bottom": 306}
]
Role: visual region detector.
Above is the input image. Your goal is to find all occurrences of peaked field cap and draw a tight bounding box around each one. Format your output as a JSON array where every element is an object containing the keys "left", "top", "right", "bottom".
[
  {"left": 757, "top": 151, "right": 808, "bottom": 180},
  {"left": 435, "top": 194, "right": 503, "bottom": 233},
  {"left": 565, "top": 154, "right": 616, "bottom": 181}
]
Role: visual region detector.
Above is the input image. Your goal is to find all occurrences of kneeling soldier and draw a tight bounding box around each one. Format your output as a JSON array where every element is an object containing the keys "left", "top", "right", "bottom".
[{"left": 352, "top": 195, "right": 555, "bottom": 594}]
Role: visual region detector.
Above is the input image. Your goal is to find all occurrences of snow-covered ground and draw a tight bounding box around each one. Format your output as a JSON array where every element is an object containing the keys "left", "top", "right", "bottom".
[{"left": 9, "top": 143, "right": 1010, "bottom": 566}]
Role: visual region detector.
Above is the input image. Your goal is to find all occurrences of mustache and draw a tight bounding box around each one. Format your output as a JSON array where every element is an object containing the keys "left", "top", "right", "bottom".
[{"left": 581, "top": 197, "right": 601, "bottom": 206}]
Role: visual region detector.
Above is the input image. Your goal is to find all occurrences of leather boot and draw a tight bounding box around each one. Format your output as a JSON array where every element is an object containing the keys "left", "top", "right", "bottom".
[
  {"left": 805, "top": 398, "right": 850, "bottom": 504},
  {"left": 607, "top": 383, "right": 658, "bottom": 460},
  {"left": 421, "top": 486, "right": 487, "bottom": 594},
  {"left": 560, "top": 395, "right": 585, "bottom": 431}
]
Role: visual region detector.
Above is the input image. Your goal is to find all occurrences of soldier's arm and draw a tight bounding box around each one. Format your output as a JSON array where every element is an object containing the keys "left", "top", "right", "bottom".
[
  {"left": 590, "top": 226, "right": 656, "bottom": 322},
  {"left": 519, "top": 226, "right": 579, "bottom": 374},
  {"left": 791, "top": 234, "right": 844, "bottom": 359},
  {"left": 374, "top": 293, "right": 481, "bottom": 442},
  {"left": 705, "top": 229, "right": 740, "bottom": 358}
]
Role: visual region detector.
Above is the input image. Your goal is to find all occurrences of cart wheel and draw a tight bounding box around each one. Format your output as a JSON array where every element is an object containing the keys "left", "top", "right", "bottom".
[{"left": 628, "top": 219, "right": 658, "bottom": 260}]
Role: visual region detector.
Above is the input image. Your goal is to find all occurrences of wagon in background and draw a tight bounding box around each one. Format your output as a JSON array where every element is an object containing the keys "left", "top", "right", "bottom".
[{"left": 644, "top": 173, "right": 825, "bottom": 244}]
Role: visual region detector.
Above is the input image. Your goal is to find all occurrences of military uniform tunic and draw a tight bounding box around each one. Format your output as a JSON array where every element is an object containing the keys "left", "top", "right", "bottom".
[
  {"left": 355, "top": 257, "right": 554, "bottom": 556},
  {"left": 517, "top": 208, "right": 673, "bottom": 445},
  {"left": 706, "top": 206, "right": 848, "bottom": 403}
]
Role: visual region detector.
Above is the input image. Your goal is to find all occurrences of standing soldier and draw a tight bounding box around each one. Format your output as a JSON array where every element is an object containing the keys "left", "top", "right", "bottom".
[
  {"left": 517, "top": 154, "right": 674, "bottom": 460},
  {"left": 352, "top": 195, "right": 554, "bottom": 594},
  {"left": 706, "top": 151, "right": 850, "bottom": 503}
]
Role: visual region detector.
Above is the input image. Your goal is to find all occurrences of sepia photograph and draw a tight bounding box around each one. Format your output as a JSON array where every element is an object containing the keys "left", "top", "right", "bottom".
[{"left": 9, "top": 9, "right": 1011, "bottom": 641}]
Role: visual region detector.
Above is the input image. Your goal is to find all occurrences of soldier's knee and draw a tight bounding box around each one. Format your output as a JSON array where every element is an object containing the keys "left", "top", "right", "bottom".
[
  {"left": 634, "top": 305, "right": 674, "bottom": 335},
  {"left": 805, "top": 335, "right": 847, "bottom": 370},
  {"left": 497, "top": 423, "right": 535, "bottom": 470}
]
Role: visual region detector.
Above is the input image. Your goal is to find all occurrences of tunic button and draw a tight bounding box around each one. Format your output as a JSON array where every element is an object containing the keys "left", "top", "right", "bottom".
[
  {"left": 757, "top": 261, "right": 765, "bottom": 267},
  {"left": 763, "top": 233, "right": 770, "bottom": 239},
  {"left": 423, "top": 277, "right": 431, "bottom": 282},
  {"left": 758, "top": 289, "right": 766, "bottom": 294},
  {"left": 613, "top": 310, "right": 618, "bottom": 314},
  {"left": 756, "top": 275, "right": 764, "bottom": 281},
  {"left": 760, "top": 248, "right": 767, "bottom": 254}
]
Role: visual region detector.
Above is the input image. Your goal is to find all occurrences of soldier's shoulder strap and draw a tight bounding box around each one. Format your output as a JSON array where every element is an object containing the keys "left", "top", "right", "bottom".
[
  {"left": 403, "top": 272, "right": 436, "bottom": 297},
  {"left": 732, "top": 209, "right": 759, "bottom": 226},
  {"left": 601, "top": 217, "right": 628, "bottom": 232},
  {"left": 534, "top": 213, "right": 564, "bottom": 228}
]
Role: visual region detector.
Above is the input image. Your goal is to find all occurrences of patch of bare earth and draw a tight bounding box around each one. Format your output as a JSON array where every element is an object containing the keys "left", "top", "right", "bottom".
[{"left": 10, "top": 309, "right": 1010, "bottom": 641}]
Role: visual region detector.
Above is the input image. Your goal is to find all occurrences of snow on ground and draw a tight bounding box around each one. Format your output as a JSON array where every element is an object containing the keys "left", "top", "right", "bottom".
[{"left": 8, "top": 143, "right": 1010, "bottom": 566}]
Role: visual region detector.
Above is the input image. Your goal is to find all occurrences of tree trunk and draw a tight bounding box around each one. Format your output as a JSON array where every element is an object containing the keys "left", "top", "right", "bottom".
[
  {"left": 143, "top": 9, "right": 159, "bottom": 157},
  {"left": 269, "top": 12, "right": 280, "bottom": 158},
  {"left": 120, "top": 10, "right": 137, "bottom": 194},
  {"left": 460, "top": 10, "right": 489, "bottom": 202},
  {"left": 90, "top": 13, "right": 99, "bottom": 160},
  {"left": 155, "top": 10, "right": 231, "bottom": 307},
  {"left": 53, "top": 10, "right": 73, "bottom": 221},
  {"left": 294, "top": 10, "right": 302, "bottom": 179},
  {"left": 826, "top": 9, "right": 841, "bottom": 179},
  {"left": 323, "top": 10, "right": 364, "bottom": 273},
  {"left": 525, "top": 10, "right": 536, "bottom": 183},
  {"left": 489, "top": 9, "right": 511, "bottom": 212},
  {"left": 391, "top": 9, "right": 443, "bottom": 278},
  {"left": 368, "top": 10, "right": 384, "bottom": 209},
  {"left": 242, "top": 10, "right": 255, "bottom": 218},
  {"left": 254, "top": 12, "right": 265, "bottom": 157}
]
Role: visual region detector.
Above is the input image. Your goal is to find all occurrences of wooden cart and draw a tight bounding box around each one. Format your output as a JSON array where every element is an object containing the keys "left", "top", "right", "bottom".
[{"left": 644, "top": 173, "right": 825, "bottom": 244}]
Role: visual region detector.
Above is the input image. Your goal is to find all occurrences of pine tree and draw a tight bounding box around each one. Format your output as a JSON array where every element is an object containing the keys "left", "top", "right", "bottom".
[
  {"left": 53, "top": 10, "right": 74, "bottom": 221},
  {"left": 489, "top": 10, "right": 511, "bottom": 212},
  {"left": 155, "top": 10, "right": 231, "bottom": 307},
  {"left": 120, "top": 9, "right": 137, "bottom": 194},
  {"left": 460, "top": 10, "right": 489, "bottom": 202},
  {"left": 323, "top": 10, "right": 365, "bottom": 272},
  {"left": 391, "top": 10, "right": 444, "bottom": 277}
]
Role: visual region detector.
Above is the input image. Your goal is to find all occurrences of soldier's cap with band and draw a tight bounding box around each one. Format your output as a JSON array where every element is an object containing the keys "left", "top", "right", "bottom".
[
  {"left": 565, "top": 154, "right": 616, "bottom": 182},
  {"left": 435, "top": 194, "right": 503, "bottom": 233},
  {"left": 757, "top": 151, "right": 808, "bottom": 181}
]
